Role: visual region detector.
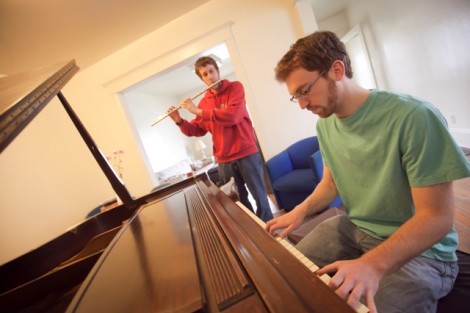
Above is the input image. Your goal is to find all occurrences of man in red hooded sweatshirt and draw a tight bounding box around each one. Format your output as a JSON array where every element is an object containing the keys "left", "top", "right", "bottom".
[{"left": 168, "top": 56, "right": 273, "bottom": 222}]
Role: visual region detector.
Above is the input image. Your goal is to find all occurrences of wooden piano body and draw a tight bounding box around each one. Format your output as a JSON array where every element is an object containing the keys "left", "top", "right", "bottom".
[{"left": 0, "top": 61, "right": 358, "bottom": 313}]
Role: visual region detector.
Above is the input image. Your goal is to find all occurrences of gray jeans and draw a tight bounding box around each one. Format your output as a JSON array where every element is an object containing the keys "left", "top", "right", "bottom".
[{"left": 296, "top": 214, "right": 458, "bottom": 313}]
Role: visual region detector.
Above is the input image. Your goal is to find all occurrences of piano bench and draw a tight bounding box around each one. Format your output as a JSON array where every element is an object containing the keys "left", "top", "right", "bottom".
[{"left": 436, "top": 250, "right": 470, "bottom": 312}]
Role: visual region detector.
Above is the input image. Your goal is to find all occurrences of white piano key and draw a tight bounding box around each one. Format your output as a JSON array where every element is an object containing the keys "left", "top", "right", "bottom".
[{"left": 235, "top": 201, "right": 369, "bottom": 313}]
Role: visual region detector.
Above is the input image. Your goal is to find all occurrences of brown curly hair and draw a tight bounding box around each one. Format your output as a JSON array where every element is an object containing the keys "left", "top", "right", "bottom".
[
  {"left": 275, "top": 31, "right": 353, "bottom": 81},
  {"left": 194, "top": 56, "right": 219, "bottom": 79}
]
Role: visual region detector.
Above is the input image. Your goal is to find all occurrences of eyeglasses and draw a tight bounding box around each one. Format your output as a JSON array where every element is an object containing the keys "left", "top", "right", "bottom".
[{"left": 290, "top": 71, "right": 325, "bottom": 103}]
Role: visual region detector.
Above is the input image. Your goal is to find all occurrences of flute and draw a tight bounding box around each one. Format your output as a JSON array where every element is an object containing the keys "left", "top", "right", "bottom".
[{"left": 150, "top": 79, "right": 222, "bottom": 127}]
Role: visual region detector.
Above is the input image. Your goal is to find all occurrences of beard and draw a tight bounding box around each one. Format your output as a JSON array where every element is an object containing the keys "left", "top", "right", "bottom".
[{"left": 312, "top": 78, "right": 337, "bottom": 118}]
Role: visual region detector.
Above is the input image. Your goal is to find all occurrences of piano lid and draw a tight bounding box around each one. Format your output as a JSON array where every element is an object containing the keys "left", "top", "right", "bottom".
[
  {"left": 0, "top": 60, "right": 139, "bottom": 209},
  {"left": 0, "top": 60, "right": 79, "bottom": 154}
]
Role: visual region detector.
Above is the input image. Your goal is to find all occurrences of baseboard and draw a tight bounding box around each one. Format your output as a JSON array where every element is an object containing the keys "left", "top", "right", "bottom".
[{"left": 450, "top": 127, "right": 470, "bottom": 149}]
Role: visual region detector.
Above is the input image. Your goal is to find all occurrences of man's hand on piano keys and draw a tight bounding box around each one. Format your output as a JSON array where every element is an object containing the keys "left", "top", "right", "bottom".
[
  {"left": 239, "top": 201, "right": 369, "bottom": 313},
  {"left": 265, "top": 209, "right": 306, "bottom": 238},
  {"left": 317, "top": 258, "right": 379, "bottom": 313}
]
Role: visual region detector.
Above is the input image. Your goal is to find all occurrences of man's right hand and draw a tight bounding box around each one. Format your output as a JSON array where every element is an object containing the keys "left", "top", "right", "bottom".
[
  {"left": 167, "top": 106, "right": 182, "bottom": 124},
  {"left": 265, "top": 207, "right": 307, "bottom": 238}
]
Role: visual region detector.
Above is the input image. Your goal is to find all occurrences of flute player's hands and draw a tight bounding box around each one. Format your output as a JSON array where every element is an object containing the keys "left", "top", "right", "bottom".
[
  {"left": 180, "top": 98, "right": 202, "bottom": 116},
  {"left": 167, "top": 106, "right": 182, "bottom": 124}
]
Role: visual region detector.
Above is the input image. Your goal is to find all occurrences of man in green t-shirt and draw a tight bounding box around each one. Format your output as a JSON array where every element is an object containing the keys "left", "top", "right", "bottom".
[{"left": 266, "top": 31, "right": 470, "bottom": 313}]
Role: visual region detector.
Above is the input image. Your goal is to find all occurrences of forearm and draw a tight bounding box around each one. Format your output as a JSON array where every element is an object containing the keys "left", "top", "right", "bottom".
[
  {"left": 187, "top": 106, "right": 202, "bottom": 117},
  {"left": 361, "top": 182, "right": 455, "bottom": 276},
  {"left": 178, "top": 119, "right": 207, "bottom": 137},
  {"left": 298, "top": 178, "right": 339, "bottom": 216},
  {"left": 362, "top": 209, "right": 453, "bottom": 276}
]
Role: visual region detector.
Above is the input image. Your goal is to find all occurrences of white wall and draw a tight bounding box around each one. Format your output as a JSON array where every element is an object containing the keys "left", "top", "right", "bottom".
[
  {"left": 317, "top": 10, "right": 350, "bottom": 38},
  {"left": 121, "top": 91, "right": 189, "bottom": 173},
  {"left": 320, "top": 0, "right": 470, "bottom": 147},
  {"left": 0, "top": 99, "right": 116, "bottom": 264},
  {"left": 0, "top": 0, "right": 309, "bottom": 264},
  {"left": 121, "top": 90, "right": 213, "bottom": 175}
]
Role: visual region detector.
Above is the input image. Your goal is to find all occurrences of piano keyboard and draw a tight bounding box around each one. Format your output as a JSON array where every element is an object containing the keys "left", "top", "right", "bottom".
[{"left": 235, "top": 202, "right": 369, "bottom": 313}]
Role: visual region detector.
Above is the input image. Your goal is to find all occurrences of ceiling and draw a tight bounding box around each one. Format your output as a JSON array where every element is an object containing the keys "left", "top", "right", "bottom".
[
  {"left": 0, "top": 0, "right": 210, "bottom": 75},
  {"left": 0, "top": 0, "right": 348, "bottom": 95},
  {"left": 310, "top": 0, "right": 350, "bottom": 21}
]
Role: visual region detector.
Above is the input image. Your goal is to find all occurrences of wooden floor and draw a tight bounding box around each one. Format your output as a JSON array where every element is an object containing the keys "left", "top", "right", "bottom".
[{"left": 454, "top": 154, "right": 470, "bottom": 254}]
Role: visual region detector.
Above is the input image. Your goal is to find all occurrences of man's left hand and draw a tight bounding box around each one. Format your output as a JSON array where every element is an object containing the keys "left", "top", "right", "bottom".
[{"left": 180, "top": 98, "right": 201, "bottom": 116}]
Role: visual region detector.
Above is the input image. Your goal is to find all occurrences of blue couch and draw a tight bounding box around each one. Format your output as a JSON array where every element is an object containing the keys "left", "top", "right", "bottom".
[
  {"left": 266, "top": 136, "right": 342, "bottom": 212},
  {"left": 266, "top": 136, "right": 321, "bottom": 211}
]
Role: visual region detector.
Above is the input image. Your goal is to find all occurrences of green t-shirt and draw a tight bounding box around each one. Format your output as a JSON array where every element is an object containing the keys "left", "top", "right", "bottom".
[{"left": 317, "top": 90, "right": 470, "bottom": 261}]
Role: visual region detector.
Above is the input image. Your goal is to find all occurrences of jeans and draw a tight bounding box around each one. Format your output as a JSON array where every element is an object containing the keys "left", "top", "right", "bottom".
[
  {"left": 218, "top": 153, "right": 273, "bottom": 222},
  {"left": 296, "top": 214, "right": 458, "bottom": 313}
]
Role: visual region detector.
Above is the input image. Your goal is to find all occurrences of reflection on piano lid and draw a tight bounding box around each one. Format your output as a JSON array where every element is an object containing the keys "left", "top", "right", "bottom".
[{"left": 0, "top": 61, "right": 366, "bottom": 312}]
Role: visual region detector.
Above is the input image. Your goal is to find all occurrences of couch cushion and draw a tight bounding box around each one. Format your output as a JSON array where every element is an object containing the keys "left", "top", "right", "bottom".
[
  {"left": 276, "top": 190, "right": 313, "bottom": 211},
  {"left": 265, "top": 150, "right": 293, "bottom": 181},
  {"left": 272, "top": 169, "right": 316, "bottom": 192},
  {"left": 287, "top": 136, "right": 319, "bottom": 169}
]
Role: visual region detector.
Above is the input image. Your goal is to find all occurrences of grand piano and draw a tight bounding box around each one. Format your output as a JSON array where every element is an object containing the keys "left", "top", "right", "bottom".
[{"left": 0, "top": 60, "right": 363, "bottom": 313}]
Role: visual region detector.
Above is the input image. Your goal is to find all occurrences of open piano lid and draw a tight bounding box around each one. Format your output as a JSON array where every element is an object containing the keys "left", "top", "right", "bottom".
[
  {"left": 0, "top": 60, "right": 78, "bottom": 153},
  {"left": 0, "top": 60, "right": 138, "bottom": 209}
]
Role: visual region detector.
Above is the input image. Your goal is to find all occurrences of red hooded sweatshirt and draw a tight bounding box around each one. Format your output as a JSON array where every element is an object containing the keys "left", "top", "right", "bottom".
[{"left": 178, "top": 79, "right": 259, "bottom": 163}]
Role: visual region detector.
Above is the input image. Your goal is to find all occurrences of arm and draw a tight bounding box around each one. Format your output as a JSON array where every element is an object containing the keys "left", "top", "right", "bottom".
[
  {"left": 179, "top": 81, "right": 248, "bottom": 126},
  {"left": 317, "top": 181, "right": 455, "bottom": 313},
  {"left": 168, "top": 105, "right": 184, "bottom": 124},
  {"left": 265, "top": 165, "right": 339, "bottom": 238},
  {"left": 168, "top": 101, "right": 207, "bottom": 137}
]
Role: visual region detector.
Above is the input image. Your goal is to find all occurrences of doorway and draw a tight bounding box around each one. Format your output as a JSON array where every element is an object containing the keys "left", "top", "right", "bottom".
[
  {"left": 119, "top": 43, "right": 236, "bottom": 186},
  {"left": 342, "top": 25, "right": 378, "bottom": 89}
]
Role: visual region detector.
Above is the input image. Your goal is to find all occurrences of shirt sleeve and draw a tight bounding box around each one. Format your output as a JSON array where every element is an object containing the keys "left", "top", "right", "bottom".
[
  {"left": 400, "top": 103, "right": 470, "bottom": 186},
  {"left": 179, "top": 118, "right": 208, "bottom": 137}
]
